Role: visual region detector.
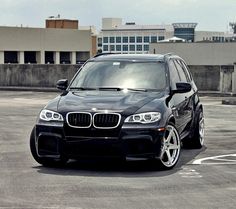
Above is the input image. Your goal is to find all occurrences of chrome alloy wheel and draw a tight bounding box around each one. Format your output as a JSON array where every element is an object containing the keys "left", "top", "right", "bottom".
[
  {"left": 160, "top": 124, "right": 181, "bottom": 168},
  {"left": 199, "top": 112, "right": 205, "bottom": 146}
]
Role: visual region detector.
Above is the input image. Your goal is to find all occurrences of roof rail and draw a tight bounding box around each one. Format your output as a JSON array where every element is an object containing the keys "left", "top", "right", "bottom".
[
  {"left": 93, "top": 52, "right": 118, "bottom": 58},
  {"left": 163, "top": 52, "right": 174, "bottom": 57}
]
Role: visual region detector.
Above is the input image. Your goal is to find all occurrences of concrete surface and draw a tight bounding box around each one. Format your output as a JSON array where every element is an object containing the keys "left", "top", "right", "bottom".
[
  {"left": 0, "top": 91, "right": 235, "bottom": 209},
  {"left": 222, "top": 98, "right": 236, "bottom": 105}
]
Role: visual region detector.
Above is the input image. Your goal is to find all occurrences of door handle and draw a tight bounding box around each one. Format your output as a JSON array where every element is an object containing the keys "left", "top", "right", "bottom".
[{"left": 172, "top": 107, "right": 179, "bottom": 117}]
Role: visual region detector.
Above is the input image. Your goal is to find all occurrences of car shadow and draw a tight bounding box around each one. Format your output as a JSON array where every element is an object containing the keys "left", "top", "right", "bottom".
[{"left": 33, "top": 146, "right": 206, "bottom": 178}]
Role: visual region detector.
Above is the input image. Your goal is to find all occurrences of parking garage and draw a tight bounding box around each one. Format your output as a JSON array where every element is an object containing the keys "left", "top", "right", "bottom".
[
  {"left": 0, "top": 26, "right": 92, "bottom": 64},
  {"left": 2, "top": 50, "right": 90, "bottom": 64}
]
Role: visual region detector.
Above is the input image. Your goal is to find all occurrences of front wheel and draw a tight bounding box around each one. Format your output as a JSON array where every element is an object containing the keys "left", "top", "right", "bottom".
[
  {"left": 29, "top": 127, "right": 68, "bottom": 167},
  {"left": 159, "top": 123, "right": 181, "bottom": 169}
]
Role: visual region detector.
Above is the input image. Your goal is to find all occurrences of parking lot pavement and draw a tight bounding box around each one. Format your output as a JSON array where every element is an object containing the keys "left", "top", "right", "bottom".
[{"left": 0, "top": 91, "right": 235, "bottom": 209}]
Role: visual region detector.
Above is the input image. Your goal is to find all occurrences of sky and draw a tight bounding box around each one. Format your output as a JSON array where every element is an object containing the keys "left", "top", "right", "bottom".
[{"left": 0, "top": 0, "right": 235, "bottom": 32}]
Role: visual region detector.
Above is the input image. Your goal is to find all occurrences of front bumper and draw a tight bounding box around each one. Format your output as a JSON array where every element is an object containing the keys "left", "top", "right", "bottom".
[{"left": 35, "top": 123, "right": 165, "bottom": 160}]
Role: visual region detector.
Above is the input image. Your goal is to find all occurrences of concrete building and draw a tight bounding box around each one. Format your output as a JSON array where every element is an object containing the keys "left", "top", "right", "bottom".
[
  {"left": 172, "top": 23, "right": 197, "bottom": 42},
  {"left": 195, "top": 31, "right": 225, "bottom": 42},
  {"left": 46, "top": 18, "right": 79, "bottom": 29},
  {"left": 98, "top": 18, "right": 234, "bottom": 54},
  {"left": 98, "top": 18, "right": 173, "bottom": 54},
  {"left": 150, "top": 42, "right": 236, "bottom": 65},
  {"left": 0, "top": 19, "right": 96, "bottom": 64}
]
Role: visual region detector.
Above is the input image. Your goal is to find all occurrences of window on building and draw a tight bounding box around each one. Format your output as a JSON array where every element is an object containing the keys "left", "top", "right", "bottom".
[
  {"left": 123, "top": 36, "right": 128, "bottom": 43},
  {"left": 136, "top": 45, "right": 142, "bottom": 51},
  {"left": 158, "top": 36, "right": 165, "bottom": 41},
  {"left": 76, "top": 51, "right": 90, "bottom": 63},
  {"left": 4, "top": 51, "right": 18, "bottom": 63},
  {"left": 129, "top": 36, "right": 135, "bottom": 43},
  {"left": 174, "top": 28, "right": 195, "bottom": 42},
  {"left": 24, "top": 51, "right": 37, "bottom": 64},
  {"left": 110, "top": 37, "right": 115, "bottom": 43},
  {"left": 110, "top": 45, "right": 115, "bottom": 51},
  {"left": 103, "top": 37, "right": 108, "bottom": 43},
  {"left": 129, "top": 45, "right": 135, "bottom": 51},
  {"left": 144, "top": 36, "right": 150, "bottom": 43},
  {"left": 98, "top": 38, "right": 102, "bottom": 47},
  {"left": 116, "top": 45, "right": 121, "bottom": 51},
  {"left": 144, "top": 45, "right": 149, "bottom": 51},
  {"left": 103, "top": 45, "right": 108, "bottom": 51},
  {"left": 220, "top": 37, "right": 225, "bottom": 42},
  {"left": 116, "top": 37, "right": 121, "bottom": 43},
  {"left": 60, "top": 52, "right": 71, "bottom": 64},
  {"left": 136, "top": 36, "right": 143, "bottom": 43},
  {"left": 151, "top": 36, "right": 157, "bottom": 43},
  {"left": 123, "top": 45, "right": 128, "bottom": 51},
  {"left": 45, "top": 51, "right": 54, "bottom": 64}
]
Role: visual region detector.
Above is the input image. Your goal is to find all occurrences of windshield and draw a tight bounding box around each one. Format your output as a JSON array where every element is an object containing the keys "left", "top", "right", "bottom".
[{"left": 70, "top": 61, "right": 167, "bottom": 91}]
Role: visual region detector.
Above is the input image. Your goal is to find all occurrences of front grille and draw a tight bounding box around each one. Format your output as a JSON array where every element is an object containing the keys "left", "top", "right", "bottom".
[
  {"left": 67, "top": 112, "right": 92, "bottom": 128},
  {"left": 93, "top": 113, "right": 121, "bottom": 129}
]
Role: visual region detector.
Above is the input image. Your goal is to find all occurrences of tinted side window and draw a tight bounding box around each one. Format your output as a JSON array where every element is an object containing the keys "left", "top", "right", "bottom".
[
  {"left": 180, "top": 60, "right": 192, "bottom": 81},
  {"left": 174, "top": 60, "right": 188, "bottom": 82},
  {"left": 168, "top": 60, "right": 181, "bottom": 88}
]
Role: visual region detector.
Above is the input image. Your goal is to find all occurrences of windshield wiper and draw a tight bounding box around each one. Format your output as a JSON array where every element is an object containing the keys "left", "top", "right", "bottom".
[
  {"left": 145, "top": 88, "right": 161, "bottom": 92},
  {"left": 98, "top": 87, "right": 123, "bottom": 91},
  {"left": 98, "top": 87, "right": 148, "bottom": 92},
  {"left": 69, "top": 87, "right": 97, "bottom": 91},
  {"left": 124, "top": 88, "right": 160, "bottom": 92},
  {"left": 70, "top": 87, "right": 160, "bottom": 92},
  {"left": 125, "top": 88, "right": 148, "bottom": 92}
]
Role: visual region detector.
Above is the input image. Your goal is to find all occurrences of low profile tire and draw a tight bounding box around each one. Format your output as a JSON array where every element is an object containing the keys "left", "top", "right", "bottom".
[
  {"left": 183, "top": 110, "right": 204, "bottom": 149},
  {"left": 30, "top": 127, "right": 68, "bottom": 167},
  {"left": 158, "top": 123, "right": 181, "bottom": 169}
]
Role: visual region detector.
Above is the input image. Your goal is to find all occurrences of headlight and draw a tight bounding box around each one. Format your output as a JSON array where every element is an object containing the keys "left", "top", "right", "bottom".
[
  {"left": 124, "top": 112, "right": 161, "bottom": 124},
  {"left": 39, "top": 109, "right": 64, "bottom": 122}
]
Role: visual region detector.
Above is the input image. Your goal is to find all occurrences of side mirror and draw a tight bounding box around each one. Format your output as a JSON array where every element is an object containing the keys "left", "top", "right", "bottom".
[
  {"left": 172, "top": 82, "right": 192, "bottom": 94},
  {"left": 56, "top": 79, "right": 68, "bottom": 91}
]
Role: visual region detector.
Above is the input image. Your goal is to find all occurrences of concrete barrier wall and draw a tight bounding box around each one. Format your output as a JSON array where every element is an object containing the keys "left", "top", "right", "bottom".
[
  {"left": 0, "top": 64, "right": 81, "bottom": 87},
  {"left": 0, "top": 64, "right": 233, "bottom": 92},
  {"left": 189, "top": 65, "right": 220, "bottom": 91}
]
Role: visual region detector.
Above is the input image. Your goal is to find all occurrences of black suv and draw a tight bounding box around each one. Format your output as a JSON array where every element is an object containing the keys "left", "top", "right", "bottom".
[{"left": 30, "top": 53, "right": 204, "bottom": 169}]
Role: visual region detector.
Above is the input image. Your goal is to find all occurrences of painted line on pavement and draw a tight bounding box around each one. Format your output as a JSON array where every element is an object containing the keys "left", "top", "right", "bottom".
[
  {"left": 179, "top": 167, "right": 202, "bottom": 178},
  {"left": 192, "top": 153, "right": 236, "bottom": 165}
]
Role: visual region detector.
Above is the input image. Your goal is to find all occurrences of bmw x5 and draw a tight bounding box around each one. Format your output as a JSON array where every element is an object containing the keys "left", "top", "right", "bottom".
[{"left": 30, "top": 53, "right": 204, "bottom": 169}]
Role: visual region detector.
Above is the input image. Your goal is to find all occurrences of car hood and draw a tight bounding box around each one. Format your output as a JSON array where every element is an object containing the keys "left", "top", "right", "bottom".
[{"left": 53, "top": 90, "right": 164, "bottom": 116}]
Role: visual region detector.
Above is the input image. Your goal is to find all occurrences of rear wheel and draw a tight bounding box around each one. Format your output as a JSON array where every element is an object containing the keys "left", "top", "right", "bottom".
[
  {"left": 29, "top": 127, "right": 68, "bottom": 167},
  {"left": 159, "top": 123, "right": 181, "bottom": 169},
  {"left": 183, "top": 110, "right": 204, "bottom": 149},
  {"left": 192, "top": 110, "right": 205, "bottom": 148}
]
